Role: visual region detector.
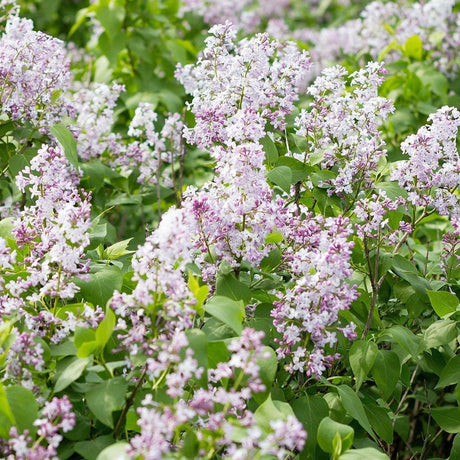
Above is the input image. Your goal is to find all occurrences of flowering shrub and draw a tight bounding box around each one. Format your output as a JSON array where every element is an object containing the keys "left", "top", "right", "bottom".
[{"left": 0, "top": 0, "right": 459, "bottom": 459}]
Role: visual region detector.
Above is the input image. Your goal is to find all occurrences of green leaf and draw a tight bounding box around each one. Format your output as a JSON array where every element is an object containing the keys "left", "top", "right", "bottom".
[
  {"left": 424, "top": 320, "right": 457, "bottom": 348},
  {"left": 260, "top": 135, "right": 278, "bottom": 163},
  {"left": 254, "top": 394, "right": 295, "bottom": 432},
  {"left": 317, "top": 417, "right": 354, "bottom": 454},
  {"left": 0, "top": 382, "right": 14, "bottom": 438},
  {"left": 292, "top": 394, "right": 329, "bottom": 457},
  {"left": 185, "top": 329, "right": 208, "bottom": 385},
  {"left": 254, "top": 346, "right": 278, "bottom": 403},
  {"left": 266, "top": 166, "right": 292, "bottom": 193},
  {"left": 391, "top": 255, "right": 431, "bottom": 293},
  {"left": 103, "top": 239, "right": 134, "bottom": 260},
  {"left": 95, "top": 307, "right": 116, "bottom": 349},
  {"left": 436, "top": 355, "right": 460, "bottom": 389},
  {"left": 204, "top": 296, "right": 245, "bottom": 334},
  {"left": 312, "top": 170, "right": 336, "bottom": 188},
  {"left": 187, "top": 274, "right": 209, "bottom": 315},
  {"left": 365, "top": 404, "right": 393, "bottom": 443},
  {"left": 388, "top": 325, "right": 425, "bottom": 358},
  {"left": 215, "top": 273, "right": 251, "bottom": 303},
  {"left": 86, "top": 377, "right": 128, "bottom": 428},
  {"left": 50, "top": 123, "right": 78, "bottom": 169},
  {"left": 403, "top": 35, "right": 423, "bottom": 60},
  {"left": 75, "top": 435, "right": 114, "bottom": 460},
  {"left": 349, "top": 340, "right": 378, "bottom": 390},
  {"left": 265, "top": 231, "right": 284, "bottom": 244},
  {"left": 450, "top": 434, "right": 460, "bottom": 459},
  {"left": 426, "top": 290, "right": 459, "bottom": 318},
  {"left": 54, "top": 356, "right": 91, "bottom": 392},
  {"left": 181, "top": 431, "right": 199, "bottom": 458},
  {"left": 339, "top": 448, "right": 390, "bottom": 459},
  {"left": 75, "top": 265, "right": 123, "bottom": 307},
  {"left": 96, "top": 442, "right": 130, "bottom": 460},
  {"left": 5, "top": 386, "right": 38, "bottom": 435},
  {"left": 74, "top": 327, "right": 98, "bottom": 358},
  {"left": 431, "top": 407, "right": 460, "bottom": 433},
  {"left": 371, "top": 350, "right": 400, "bottom": 400},
  {"left": 95, "top": 3, "right": 125, "bottom": 41},
  {"left": 337, "top": 385, "right": 375, "bottom": 439}
]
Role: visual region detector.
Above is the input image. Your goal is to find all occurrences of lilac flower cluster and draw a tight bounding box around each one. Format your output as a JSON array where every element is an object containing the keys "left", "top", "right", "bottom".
[
  {"left": 353, "top": 190, "right": 406, "bottom": 245},
  {"left": 391, "top": 106, "right": 460, "bottom": 217},
  {"left": 115, "top": 24, "right": 359, "bottom": 380},
  {"left": 273, "top": 215, "right": 358, "bottom": 376},
  {"left": 3, "top": 330, "right": 44, "bottom": 390},
  {"left": 71, "top": 83, "right": 125, "bottom": 161},
  {"left": 176, "top": 22, "right": 311, "bottom": 147},
  {"left": 295, "top": 0, "right": 460, "bottom": 79},
  {"left": 0, "top": 144, "right": 99, "bottom": 343},
  {"left": 294, "top": 62, "right": 394, "bottom": 196},
  {"left": 0, "top": 13, "right": 71, "bottom": 125},
  {"left": 10, "top": 144, "right": 91, "bottom": 300},
  {"left": 6, "top": 396, "right": 75, "bottom": 460},
  {"left": 179, "top": 0, "right": 291, "bottom": 34},
  {"left": 126, "top": 104, "right": 185, "bottom": 188},
  {"left": 0, "top": 236, "right": 16, "bottom": 290},
  {"left": 128, "top": 328, "right": 306, "bottom": 459}
]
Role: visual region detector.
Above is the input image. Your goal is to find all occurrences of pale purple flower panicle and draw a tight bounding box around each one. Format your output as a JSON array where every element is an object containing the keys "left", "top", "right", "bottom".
[
  {"left": 126, "top": 105, "right": 185, "bottom": 187},
  {"left": 4, "top": 330, "right": 44, "bottom": 390},
  {"left": 272, "top": 214, "right": 358, "bottom": 376},
  {"left": 7, "top": 395, "right": 75, "bottom": 460},
  {"left": 391, "top": 106, "right": 460, "bottom": 217},
  {"left": 179, "top": 0, "right": 291, "bottom": 33},
  {"left": 176, "top": 22, "right": 311, "bottom": 148},
  {"left": 8, "top": 144, "right": 91, "bottom": 301},
  {"left": 71, "top": 83, "right": 125, "bottom": 161},
  {"left": 294, "top": 62, "right": 393, "bottom": 196},
  {"left": 0, "top": 14, "right": 71, "bottom": 125},
  {"left": 128, "top": 328, "right": 305, "bottom": 459},
  {"left": 293, "top": 0, "right": 459, "bottom": 80}
]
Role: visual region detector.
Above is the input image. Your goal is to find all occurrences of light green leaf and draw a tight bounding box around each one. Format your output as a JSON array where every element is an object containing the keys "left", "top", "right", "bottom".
[
  {"left": 96, "top": 442, "right": 130, "bottom": 460},
  {"left": 0, "top": 382, "right": 14, "bottom": 438},
  {"left": 404, "top": 35, "right": 423, "bottom": 60},
  {"left": 185, "top": 329, "right": 208, "bottom": 386},
  {"left": 254, "top": 346, "right": 278, "bottom": 403},
  {"left": 75, "top": 435, "right": 114, "bottom": 460},
  {"left": 204, "top": 296, "right": 245, "bottom": 334},
  {"left": 95, "top": 307, "right": 116, "bottom": 349},
  {"left": 215, "top": 273, "right": 251, "bottom": 303},
  {"left": 260, "top": 135, "right": 278, "bottom": 163},
  {"left": 103, "top": 239, "right": 134, "bottom": 260},
  {"left": 426, "top": 290, "right": 459, "bottom": 318},
  {"left": 292, "top": 394, "right": 329, "bottom": 457},
  {"left": 424, "top": 320, "right": 457, "bottom": 348},
  {"left": 339, "top": 448, "right": 390, "bottom": 459},
  {"left": 254, "top": 394, "right": 295, "bottom": 432},
  {"left": 317, "top": 417, "right": 354, "bottom": 454},
  {"left": 365, "top": 404, "right": 393, "bottom": 443}
]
